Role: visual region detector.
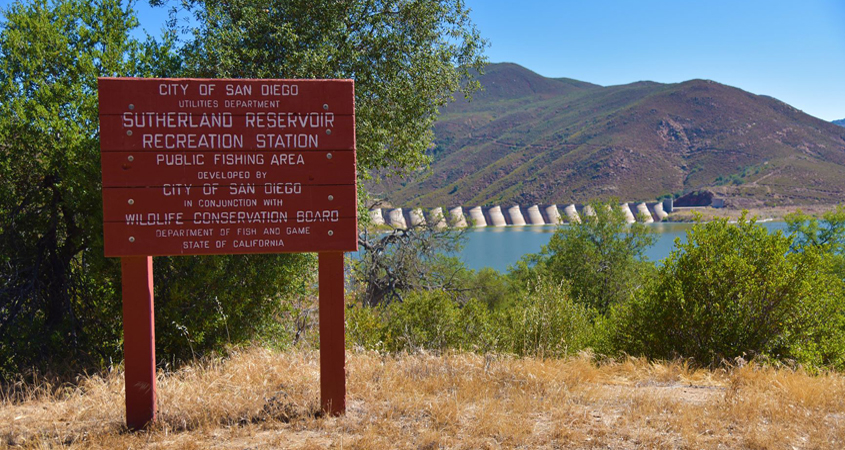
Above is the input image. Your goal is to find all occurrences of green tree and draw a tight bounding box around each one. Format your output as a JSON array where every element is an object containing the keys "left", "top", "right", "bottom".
[
  {"left": 612, "top": 214, "right": 845, "bottom": 368},
  {"left": 169, "top": 0, "right": 487, "bottom": 178},
  {"left": 511, "top": 199, "right": 656, "bottom": 314},
  {"left": 0, "top": 0, "right": 487, "bottom": 376},
  {"left": 785, "top": 205, "right": 845, "bottom": 279},
  {"left": 0, "top": 0, "right": 162, "bottom": 375},
  {"left": 161, "top": 0, "right": 487, "bottom": 355}
]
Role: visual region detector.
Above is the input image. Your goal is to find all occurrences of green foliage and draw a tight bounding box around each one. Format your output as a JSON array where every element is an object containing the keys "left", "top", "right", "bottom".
[
  {"left": 0, "top": 0, "right": 163, "bottom": 377},
  {"left": 511, "top": 199, "right": 656, "bottom": 314},
  {"left": 346, "top": 290, "right": 494, "bottom": 353},
  {"left": 148, "top": 0, "right": 487, "bottom": 362},
  {"left": 152, "top": 254, "right": 316, "bottom": 362},
  {"left": 463, "top": 267, "right": 512, "bottom": 310},
  {"left": 384, "top": 291, "right": 492, "bottom": 352},
  {"left": 146, "top": 0, "right": 488, "bottom": 364},
  {"left": 172, "top": 0, "right": 487, "bottom": 178},
  {"left": 0, "top": 0, "right": 307, "bottom": 376},
  {"left": 496, "top": 277, "right": 595, "bottom": 359},
  {"left": 346, "top": 270, "right": 595, "bottom": 358},
  {"left": 714, "top": 164, "right": 764, "bottom": 186},
  {"left": 611, "top": 214, "right": 845, "bottom": 369},
  {"left": 0, "top": 0, "right": 487, "bottom": 378},
  {"left": 347, "top": 211, "right": 845, "bottom": 370},
  {"left": 785, "top": 205, "right": 845, "bottom": 279},
  {"left": 346, "top": 301, "right": 387, "bottom": 351},
  {"left": 353, "top": 225, "right": 467, "bottom": 306}
]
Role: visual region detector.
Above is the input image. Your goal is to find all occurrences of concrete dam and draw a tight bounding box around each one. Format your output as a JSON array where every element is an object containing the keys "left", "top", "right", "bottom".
[{"left": 368, "top": 201, "right": 673, "bottom": 228}]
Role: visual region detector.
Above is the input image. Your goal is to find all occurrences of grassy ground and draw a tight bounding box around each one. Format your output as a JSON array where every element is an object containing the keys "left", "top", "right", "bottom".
[{"left": 2, "top": 348, "right": 844, "bottom": 449}]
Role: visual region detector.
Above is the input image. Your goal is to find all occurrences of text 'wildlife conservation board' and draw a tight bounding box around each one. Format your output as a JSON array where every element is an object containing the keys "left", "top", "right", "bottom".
[{"left": 99, "top": 78, "right": 358, "bottom": 257}]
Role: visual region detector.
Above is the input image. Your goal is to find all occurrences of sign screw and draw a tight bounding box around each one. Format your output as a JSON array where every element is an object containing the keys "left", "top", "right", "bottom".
[
  {"left": 127, "top": 155, "right": 134, "bottom": 162},
  {"left": 128, "top": 199, "right": 135, "bottom": 205},
  {"left": 129, "top": 236, "right": 136, "bottom": 243},
  {"left": 328, "top": 195, "right": 334, "bottom": 201},
  {"left": 126, "top": 130, "right": 133, "bottom": 136},
  {"left": 328, "top": 230, "right": 334, "bottom": 236},
  {"left": 326, "top": 129, "right": 332, "bottom": 135},
  {"left": 323, "top": 104, "right": 328, "bottom": 110},
  {"left": 326, "top": 153, "right": 333, "bottom": 159},
  {"left": 129, "top": 104, "right": 134, "bottom": 110}
]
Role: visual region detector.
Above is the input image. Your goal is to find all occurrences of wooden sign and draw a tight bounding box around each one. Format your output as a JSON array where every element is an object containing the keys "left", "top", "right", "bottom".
[
  {"left": 100, "top": 78, "right": 355, "bottom": 429},
  {"left": 100, "top": 151, "right": 356, "bottom": 186},
  {"left": 98, "top": 113, "right": 355, "bottom": 151},
  {"left": 99, "top": 78, "right": 358, "bottom": 257}
]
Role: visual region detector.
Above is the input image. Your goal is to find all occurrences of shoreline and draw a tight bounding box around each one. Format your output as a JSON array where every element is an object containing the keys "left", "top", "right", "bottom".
[{"left": 665, "top": 203, "right": 842, "bottom": 222}]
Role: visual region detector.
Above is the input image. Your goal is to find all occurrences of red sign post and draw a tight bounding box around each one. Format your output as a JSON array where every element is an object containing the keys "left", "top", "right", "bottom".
[{"left": 99, "top": 78, "right": 357, "bottom": 428}]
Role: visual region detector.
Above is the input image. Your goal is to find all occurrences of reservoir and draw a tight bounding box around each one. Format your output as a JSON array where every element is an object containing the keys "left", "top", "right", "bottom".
[{"left": 459, "top": 221, "right": 790, "bottom": 273}]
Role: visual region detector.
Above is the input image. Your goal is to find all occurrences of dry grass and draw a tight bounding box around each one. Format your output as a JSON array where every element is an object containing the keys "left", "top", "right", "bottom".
[{"left": 2, "top": 348, "right": 844, "bottom": 449}]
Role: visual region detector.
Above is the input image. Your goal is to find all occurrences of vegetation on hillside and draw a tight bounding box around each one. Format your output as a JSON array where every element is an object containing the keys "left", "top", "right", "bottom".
[{"left": 375, "top": 63, "right": 845, "bottom": 208}]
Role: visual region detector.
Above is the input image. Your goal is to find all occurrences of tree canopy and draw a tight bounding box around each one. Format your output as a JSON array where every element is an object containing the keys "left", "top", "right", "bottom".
[
  {"left": 0, "top": 0, "right": 487, "bottom": 377},
  {"left": 0, "top": 0, "right": 154, "bottom": 375},
  {"left": 170, "top": 0, "right": 487, "bottom": 177},
  {"left": 511, "top": 199, "right": 656, "bottom": 314}
]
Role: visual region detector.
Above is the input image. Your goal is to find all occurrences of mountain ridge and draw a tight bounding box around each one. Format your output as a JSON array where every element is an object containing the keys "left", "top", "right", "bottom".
[{"left": 374, "top": 63, "right": 845, "bottom": 208}]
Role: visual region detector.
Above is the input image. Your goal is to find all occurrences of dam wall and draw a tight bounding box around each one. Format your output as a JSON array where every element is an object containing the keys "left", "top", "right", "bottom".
[{"left": 370, "top": 202, "right": 669, "bottom": 228}]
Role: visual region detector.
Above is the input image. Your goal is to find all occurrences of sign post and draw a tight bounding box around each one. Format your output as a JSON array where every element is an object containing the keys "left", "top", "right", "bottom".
[
  {"left": 121, "top": 256, "right": 156, "bottom": 429},
  {"left": 99, "top": 78, "right": 357, "bottom": 428},
  {"left": 318, "top": 252, "right": 346, "bottom": 415}
]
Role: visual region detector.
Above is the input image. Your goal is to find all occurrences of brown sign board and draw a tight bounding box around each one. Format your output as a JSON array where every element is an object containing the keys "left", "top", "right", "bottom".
[
  {"left": 100, "top": 151, "right": 356, "bottom": 187},
  {"left": 98, "top": 114, "right": 355, "bottom": 151},
  {"left": 99, "top": 78, "right": 358, "bottom": 257}
]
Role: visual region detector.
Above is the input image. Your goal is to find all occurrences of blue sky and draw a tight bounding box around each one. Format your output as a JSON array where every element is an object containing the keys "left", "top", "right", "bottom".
[
  {"left": 2, "top": 0, "right": 843, "bottom": 120},
  {"left": 464, "top": 0, "right": 845, "bottom": 121}
]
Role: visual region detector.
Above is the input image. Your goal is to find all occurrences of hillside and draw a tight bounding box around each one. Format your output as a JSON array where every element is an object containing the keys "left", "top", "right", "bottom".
[
  {"left": 835, "top": 119, "right": 845, "bottom": 128},
  {"left": 373, "top": 63, "right": 845, "bottom": 208}
]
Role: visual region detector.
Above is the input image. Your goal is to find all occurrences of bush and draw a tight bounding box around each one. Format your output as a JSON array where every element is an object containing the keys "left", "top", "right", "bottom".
[
  {"left": 353, "top": 225, "right": 466, "bottom": 307},
  {"left": 346, "top": 275, "right": 595, "bottom": 358},
  {"left": 152, "top": 254, "right": 316, "bottom": 362},
  {"left": 346, "top": 300, "right": 387, "bottom": 351},
  {"left": 511, "top": 199, "right": 656, "bottom": 314},
  {"left": 465, "top": 267, "right": 514, "bottom": 310},
  {"left": 786, "top": 205, "right": 845, "bottom": 280},
  {"left": 346, "top": 290, "right": 494, "bottom": 353},
  {"left": 497, "top": 277, "right": 595, "bottom": 358},
  {"left": 611, "top": 214, "right": 845, "bottom": 368}
]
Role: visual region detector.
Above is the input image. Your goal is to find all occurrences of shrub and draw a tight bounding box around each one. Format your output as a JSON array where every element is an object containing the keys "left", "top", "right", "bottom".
[
  {"left": 346, "top": 290, "right": 494, "bottom": 353},
  {"left": 611, "top": 214, "right": 845, "bottom": 368},
  {"left": 497, "top": 277, "right": 595, "bottom": 358},
  {"left": 786, "top": 205, "right": 845, "bottom": 280},
  {"left": 464, "top": 267, "right": 515, "bottom": 310},
  {"left": 353, "top": 225, "right": 466, "bottom": 307},
  {"left": 511, "top": 199, "right": 656, "bottom": 314},
  {"left": 387, "top": 291, "right": 489, "bottom": 352},
  {"left": 346, "top": 301, "right": 388, "bottom": 351}
]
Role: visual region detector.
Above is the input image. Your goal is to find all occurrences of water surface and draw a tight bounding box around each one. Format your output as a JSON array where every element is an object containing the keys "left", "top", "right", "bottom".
[{"left": 459, "top": 221, "right": 790, "bottom": 273}]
